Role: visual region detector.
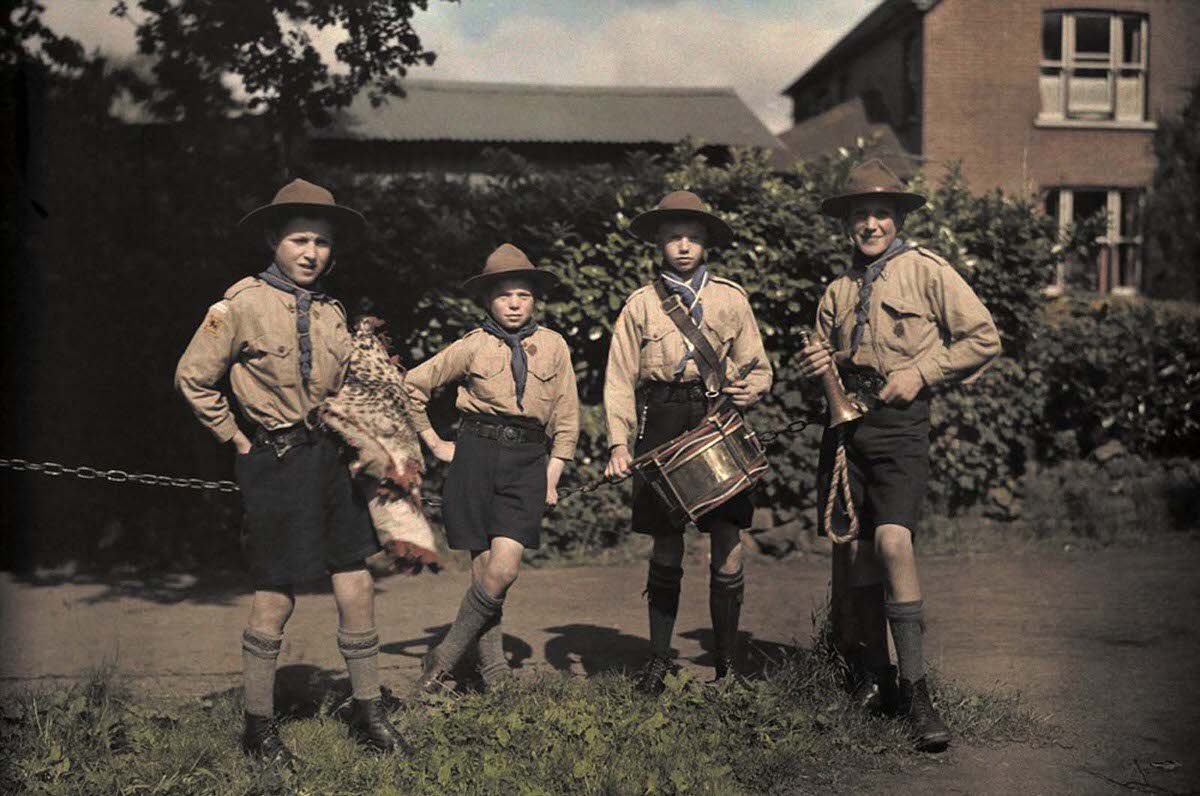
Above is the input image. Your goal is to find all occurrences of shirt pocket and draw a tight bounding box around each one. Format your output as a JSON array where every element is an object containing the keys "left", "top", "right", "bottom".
[
  {"left": 878, "top": 296, "right": 935, "bottom": 357},
  {"left": 640, "top": 322, "right": 677, "bottom": 368},
  {"left": 467, "top": 352, "right": 511, "bottom": 404},
  {"left": 526, "top": 354, "right": 560, "bottom": 410},
  {"left": 245, "top": 334, "right": 297, "bottom": 388}
]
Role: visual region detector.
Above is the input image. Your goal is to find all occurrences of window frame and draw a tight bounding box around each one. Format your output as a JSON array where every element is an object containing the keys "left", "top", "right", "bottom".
[
  {"left": 1045, "top": 186, "right": 1143, "bottom": 296},
  {"left": 1038, "top": 10, "right": 1149, "bottom": 125}
]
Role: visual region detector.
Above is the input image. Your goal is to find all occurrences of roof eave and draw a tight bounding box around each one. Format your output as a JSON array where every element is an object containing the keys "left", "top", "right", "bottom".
[{"left": 781, "top": 0, "right": 938, "bottom": 97}]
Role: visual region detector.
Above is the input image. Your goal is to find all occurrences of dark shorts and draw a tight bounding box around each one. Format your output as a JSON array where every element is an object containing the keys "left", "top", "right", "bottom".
[
  {"left": 442, "top": 416, "right": 548, "bottom": 551},
  {"left": 234, "top": 432, "right": 380, "bottom": 588},
  {"left": 631, "top": 385, "right": 755, "bottom": 536},
  {"left": 816, "top": 399, "right": 931, "bottom": 541}
]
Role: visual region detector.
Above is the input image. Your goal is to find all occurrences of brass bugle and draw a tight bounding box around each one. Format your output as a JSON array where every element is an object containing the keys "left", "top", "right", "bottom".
[{"left": 799, "top": 329, "right": 864, "bottom": 428}]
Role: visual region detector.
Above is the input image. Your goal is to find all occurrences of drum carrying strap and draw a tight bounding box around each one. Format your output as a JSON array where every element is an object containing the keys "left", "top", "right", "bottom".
[{"left": 653, "top": 278, "right": 728, "bottom": 396}]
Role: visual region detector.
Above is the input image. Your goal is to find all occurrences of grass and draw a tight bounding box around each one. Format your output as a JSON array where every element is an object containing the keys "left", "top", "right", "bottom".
[{"left": 1, "top": 627, "right": 1052, "bottom": 796}]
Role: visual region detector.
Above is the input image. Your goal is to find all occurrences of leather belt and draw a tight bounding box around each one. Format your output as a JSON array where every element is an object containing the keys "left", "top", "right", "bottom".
[
  {"left": 252, "top": 424, "right": 315, "bottom": 458},
  {"left": 841, "top": 368, "right": 887, "bottom": 400},
  {"left": 641, "top": 381, "right": 708, "bottom": 405},
  {"left": 460, "top": 418, "right": 549, "bottom": 447}
]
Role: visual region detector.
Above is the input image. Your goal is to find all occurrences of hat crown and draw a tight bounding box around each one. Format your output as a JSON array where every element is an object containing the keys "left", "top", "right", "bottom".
[
  {"left": 484, "top": 243, "right": 534, "bottom": 274},
  {"left": 271, "top": 178, "right": 338, "bottom": 208},
  {"left": 656, "top": 190, "right": 708, "bottom": 213},
  {"left": 843, "top": 159, "right": 906, "bottom": 196}
]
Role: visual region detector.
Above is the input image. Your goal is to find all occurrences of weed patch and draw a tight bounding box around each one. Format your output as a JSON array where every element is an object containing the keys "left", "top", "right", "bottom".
[{"left": 2, "top": 648, "right": 1049, "bottom": 796}]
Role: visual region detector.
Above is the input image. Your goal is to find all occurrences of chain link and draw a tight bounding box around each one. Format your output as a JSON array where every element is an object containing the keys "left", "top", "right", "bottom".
[
  {"left": 756, "top": 416, "right": 816, "bottom": 446},
  {"left": 0, "top": 458, "right": 240, "bottom": 493}
]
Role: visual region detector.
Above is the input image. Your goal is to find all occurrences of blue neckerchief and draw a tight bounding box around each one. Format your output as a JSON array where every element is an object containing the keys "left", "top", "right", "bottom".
[
  {"left": 480, "top": 314, "right": 539, "bottom": 410},
  {"left": 849, "top": 238, "right": 911, "bottom": 354},
  {"left": 257, "top": 263, "right": 328, "bottom": 386},
  {"left": 659, "top": 264, "right": 710, "bottom": 378}
]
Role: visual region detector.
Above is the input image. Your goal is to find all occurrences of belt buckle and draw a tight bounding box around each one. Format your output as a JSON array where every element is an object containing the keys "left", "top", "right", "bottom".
[{"left": 502, "top": 426, "right": 518, "bottom": 442}]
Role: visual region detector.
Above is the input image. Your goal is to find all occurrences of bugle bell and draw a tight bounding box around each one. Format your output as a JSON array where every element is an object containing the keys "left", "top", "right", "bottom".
[{"left": 800, "top": 329, "right": 865, "bottom": 427}]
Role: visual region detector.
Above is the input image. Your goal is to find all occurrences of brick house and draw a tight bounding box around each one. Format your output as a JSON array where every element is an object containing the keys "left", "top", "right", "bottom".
[{"left": 781, "top": 0, "right": 1200, "bottom": 296}]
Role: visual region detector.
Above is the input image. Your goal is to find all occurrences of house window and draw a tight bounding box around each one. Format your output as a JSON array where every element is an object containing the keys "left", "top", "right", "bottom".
[
  {"left": 1046, "top": 187, "right": 1143, "bottom": 295},
  {"left": 1039, "top": 11, "right": 1147, "bottom": 122}
]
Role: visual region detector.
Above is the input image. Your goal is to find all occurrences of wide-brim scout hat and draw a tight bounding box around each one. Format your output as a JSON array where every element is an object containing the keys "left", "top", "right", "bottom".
[
  {"left": 238, "top": 178, "right": 365, "bottom": 241},
  {"left": 460, "top": 243, "right": 559, "bottom": 297},
  {"left": 819, "top": 159, "right": 926, "bottom": 218},
  {"left": 629, "top": 190, "right": 734, "bottom": 250}
]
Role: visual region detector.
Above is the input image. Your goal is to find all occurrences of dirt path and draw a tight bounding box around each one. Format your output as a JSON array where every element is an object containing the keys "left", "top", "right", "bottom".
[{"left": 3, "top": 545, "right": 1199, "bottom": 794}]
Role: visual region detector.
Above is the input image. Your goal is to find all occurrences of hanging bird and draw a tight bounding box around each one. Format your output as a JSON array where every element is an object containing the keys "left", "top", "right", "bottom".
[{"left": 316, "top": 316, "right": 440, "bottom": 574}]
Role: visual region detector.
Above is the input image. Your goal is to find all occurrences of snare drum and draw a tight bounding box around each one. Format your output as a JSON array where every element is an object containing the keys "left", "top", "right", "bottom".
[{"left": 632, "top": 409, "right": 769, "bottom": 526}]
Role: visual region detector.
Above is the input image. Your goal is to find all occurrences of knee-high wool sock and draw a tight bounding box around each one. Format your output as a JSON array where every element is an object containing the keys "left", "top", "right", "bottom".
[
  {"left": 886, "top": 599, "right": 926, "bottom": 683},
  {"left": 435, "top": 579, "right": 504, "bottom": 673},
  {"left": 709, "top": 566, "right": 745, "bottom": 660},
  {"left": 242, "top": 627, "right": 283, "bottom": 717},
  {"left": 337, "top": 627, "right": 381, "bottom": 701},
  {"left": 646, "top": 562, "right": 683, "bottom": 657},
  {"left": 476, "top": 612, "right": 509, "bottom": 682}
]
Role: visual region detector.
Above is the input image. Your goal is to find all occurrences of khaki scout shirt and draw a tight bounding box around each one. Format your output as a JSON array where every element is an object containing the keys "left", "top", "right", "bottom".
[
  {"left": 604, "top": 276, "right": 773, "bottom": 450},
  {"left": 404, "top": 327, "right": 580, "bottom": 461},
  {"left": 174, "top": 277, "right": 353, "bottom": 442},
  {"left": 815, "top": 246, "right": 1001, "bottom": 387}
]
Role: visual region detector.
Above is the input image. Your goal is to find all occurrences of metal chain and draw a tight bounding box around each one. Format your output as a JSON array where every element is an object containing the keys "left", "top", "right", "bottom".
[
  {"left": 1, "top": 412, "right": 816, "bottom": 503},
  {"left": 0, "top": 457, "right": 240, "bottom": 493},
  {"left": 756, "top": 416, "right": 815, "bottom": 445}
]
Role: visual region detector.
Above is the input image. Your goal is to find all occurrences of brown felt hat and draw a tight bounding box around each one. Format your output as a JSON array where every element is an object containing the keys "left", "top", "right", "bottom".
[
  {"left": 629, "top": 190, "right": 734, "bottom": 249},
  {"left": 238, "top": 179, "right": 365, "bottom": 240},
  {"left": 819, "top": 159, "right": 926, "bottom": 218},
  {"left": 460, "top": 243, "right": 558, "bottom": 297}
]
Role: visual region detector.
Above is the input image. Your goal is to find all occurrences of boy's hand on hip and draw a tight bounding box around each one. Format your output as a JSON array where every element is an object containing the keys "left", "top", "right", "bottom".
[
  {"left": 878, "top": 368, "right": 924, "bottom": 405},
  {"left": 431, "top": 440, "right": 456, "bottom": 463}
]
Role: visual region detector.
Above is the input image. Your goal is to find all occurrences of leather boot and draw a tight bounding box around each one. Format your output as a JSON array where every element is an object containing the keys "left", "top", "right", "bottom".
[
  {"left": 850, "top": 663, "right": 898, "bottom": 715},
  {"left": 416, "top": 649, "right": 450, "bottom": 695},
  {"left": 349, "top": 697, "right": 411, "bottom": 753},
  {"left": 898, "top": 678, "right": 951, "bottom": 751},
  {"left": 635, "top": 654, "right": 674, "bottom": 697},
  {"left": 242, "top": 713, "right": 297, "bottom": 767},
  {"left": 712, "top": 654, "right": 737, "bottom": 682}
]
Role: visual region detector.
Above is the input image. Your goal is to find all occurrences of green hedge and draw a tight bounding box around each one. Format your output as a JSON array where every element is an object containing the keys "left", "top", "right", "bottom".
[{"left": 324, "top": 143, "right": 1200, "bottom": 548}]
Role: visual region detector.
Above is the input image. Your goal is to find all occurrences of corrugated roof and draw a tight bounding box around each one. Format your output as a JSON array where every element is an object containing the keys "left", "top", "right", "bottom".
[{"left": 313, "top": 79, "right": 783, "bottom": 150}]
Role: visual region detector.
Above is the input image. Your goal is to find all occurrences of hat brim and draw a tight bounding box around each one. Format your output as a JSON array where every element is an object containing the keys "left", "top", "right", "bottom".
[
  {"left": 461, "top": 269, "right": 559, "bottom": 297},
  {"left": 819, "top": 190, "right": 926, "bottom": 219},
  {"left": 628, "top": 207, "right": 734, "bottom": 250},
  {"left": 238, "top": 202, "right": 366, "bottom": 242}
]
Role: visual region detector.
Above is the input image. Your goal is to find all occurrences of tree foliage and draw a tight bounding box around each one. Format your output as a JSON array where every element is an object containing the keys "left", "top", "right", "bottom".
[{"left": 1144, "top": 75, "right": 1200, "bottom": 301}]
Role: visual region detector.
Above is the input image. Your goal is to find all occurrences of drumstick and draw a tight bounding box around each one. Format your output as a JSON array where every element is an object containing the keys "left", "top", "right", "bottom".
[{"left": 706, "top": 357, "right": 761, "bottom": 417}]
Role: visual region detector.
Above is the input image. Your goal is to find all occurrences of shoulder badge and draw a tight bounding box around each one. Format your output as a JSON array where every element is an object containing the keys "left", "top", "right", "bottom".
[
  {"left": 223, "top": 276, "right": 261, "bottom": 300},
  {"left": 201, "top": 301, "right": 231, "bottom": 337}
]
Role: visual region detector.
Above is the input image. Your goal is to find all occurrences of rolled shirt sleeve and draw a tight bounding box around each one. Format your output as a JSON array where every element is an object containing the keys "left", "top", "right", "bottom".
[
  {"left": 911, "top": 265, "right": 1001, "bottom": 387},
  {"left": 547, "top": 339, "right": 580, "bottom": 460},
  {"left": 403, "top": 338, "right": 472, "bottom": 433},
  {"left": 602, "top": 303, "right": 642, "bottom": 451},
  {"left": 174, "top": 301, "right": 241, "bottom": 443}
]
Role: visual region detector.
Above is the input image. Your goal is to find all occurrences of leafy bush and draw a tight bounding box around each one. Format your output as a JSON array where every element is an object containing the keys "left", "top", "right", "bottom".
[{"left": 1033, "top": 297, "right": 1200, "bottom": 459}]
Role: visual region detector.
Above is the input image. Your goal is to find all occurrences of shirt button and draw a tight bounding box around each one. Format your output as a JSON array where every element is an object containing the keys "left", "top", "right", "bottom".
[{"left": 278, "top": 346, "right": 286, "bottom": 354}]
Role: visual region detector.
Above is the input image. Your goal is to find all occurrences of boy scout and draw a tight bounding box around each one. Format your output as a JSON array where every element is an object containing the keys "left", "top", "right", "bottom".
[
  {"left": 604, "top": 191, "right": 772, "bottom": 694},
  {"left": 174, "top": 179, "right": 406, "bottom": 763},
  {"left": 407, "top": 244, "right": 579, "bottom": 692},
  {"left": 799, "top": 160, "right": 1000, "bottom": 751}
]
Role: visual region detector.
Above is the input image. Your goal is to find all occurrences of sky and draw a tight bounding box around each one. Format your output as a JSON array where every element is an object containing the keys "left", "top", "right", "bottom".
[{"left": 38, "top": 0, "right": 878, "bottom": 134}]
